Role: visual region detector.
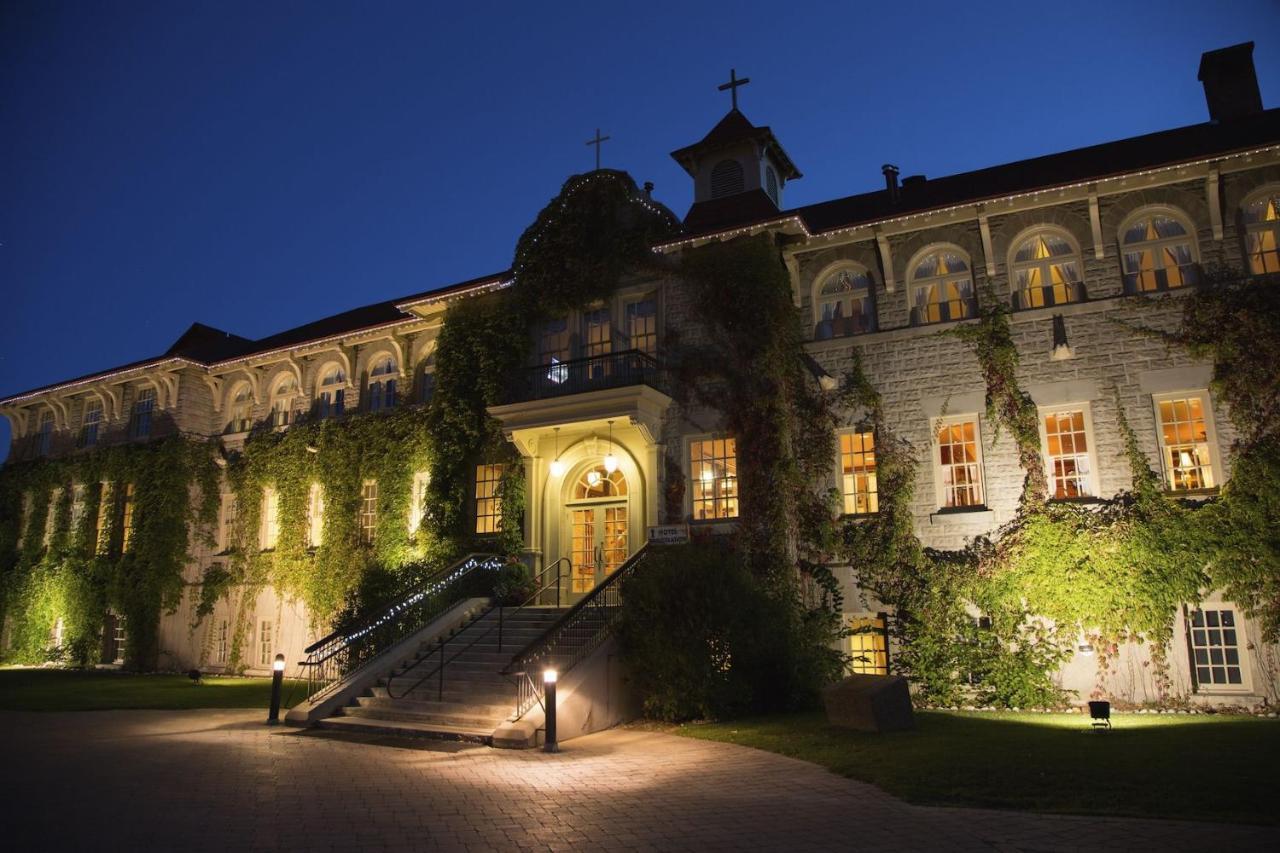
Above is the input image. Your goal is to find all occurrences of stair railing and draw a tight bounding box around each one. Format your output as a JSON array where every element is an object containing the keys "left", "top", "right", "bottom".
[
  {"left": 502, "top": 543, "right": 650, "bottom": 721},
  {"left": 297, "top": 552, "right": 504, "bottom": 704},
  {"left": 385, "top": 557, "right": 570, "bottom": 701}
]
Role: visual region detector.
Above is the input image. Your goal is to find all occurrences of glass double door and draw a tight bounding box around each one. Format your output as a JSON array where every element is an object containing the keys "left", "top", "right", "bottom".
[{"left": 568, "top": 502, "right": 628, "bottom": 598}]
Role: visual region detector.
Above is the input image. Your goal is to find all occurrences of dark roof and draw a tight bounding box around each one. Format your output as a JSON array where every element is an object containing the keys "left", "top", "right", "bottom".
[
  {"left": 670, "top": 109, "right": 802, "bottom": 180},
  {"left": 676, "top": 107, "right": 1280, "bottom": 242},
  {"left": 165, "top": 322, "right": 257, "bottom": 362},
  {"left": 682, "top": 189, "right": 785, "bottom": 233}
]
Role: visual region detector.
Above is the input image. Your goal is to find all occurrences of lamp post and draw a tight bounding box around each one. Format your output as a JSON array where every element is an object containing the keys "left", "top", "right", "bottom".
[
  {"left": 267, "top": 653, "right": 285, "bottom": 725},
  {"left": 543, "top": 668, "right": 559, "bottom": 753}
]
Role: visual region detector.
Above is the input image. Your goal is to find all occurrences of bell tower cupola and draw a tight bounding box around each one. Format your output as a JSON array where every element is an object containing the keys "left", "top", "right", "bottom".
[{"left": 670, "top": 69, "right": 801, "bottom": 228}]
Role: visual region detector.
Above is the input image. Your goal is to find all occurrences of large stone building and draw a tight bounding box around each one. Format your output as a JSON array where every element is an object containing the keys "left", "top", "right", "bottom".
[{"left": 3, "top": 43, "right": 1279, "bottom": 714}]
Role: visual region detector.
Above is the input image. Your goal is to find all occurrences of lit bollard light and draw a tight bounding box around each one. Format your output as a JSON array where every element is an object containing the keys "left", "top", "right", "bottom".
[
  {"left": 267, "top": 653, "right": 285, "bottom": 726},
  {"left": 543, "top": 668, "right": 559, "bottom": 753}
]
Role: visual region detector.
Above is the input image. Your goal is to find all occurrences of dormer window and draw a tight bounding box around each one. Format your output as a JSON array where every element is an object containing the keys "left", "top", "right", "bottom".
[
  {"left": 367, "top": 356, "right": 397, "bottom": 412},
  {"left": 764, "top": 165, "right": 778, "bottom": 205},
  {"left": 814, "top": 265, "right": 876, "bottom": 340},
  {"left": 710, "top": 159, "right": 744, "bottom": 198}
]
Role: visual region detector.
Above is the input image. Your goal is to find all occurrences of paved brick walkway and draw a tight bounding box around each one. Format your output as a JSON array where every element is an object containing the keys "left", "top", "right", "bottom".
[{"left": 1, "top": 709, "right": 1274, "bottom": 852}]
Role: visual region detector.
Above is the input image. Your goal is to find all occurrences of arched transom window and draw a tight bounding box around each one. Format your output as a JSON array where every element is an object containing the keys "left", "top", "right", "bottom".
[
  {"left": 910, "top": 249, "right": 975, "bottom": 325},
  {"left": 367, "top": 356, "right": 397, "bottom": 412},
  {"left": 317, "top": 367, "right": 346, "bottom": 419},
  {"left": 1243, "top": 188, "right": 1280, "bottom": 274},
  {"left": 814, "top": 265, "right": 876, "bottom": 340},
  {"left": 1120, "top": 209, "right": 1198, "bottom": 293},
  {"left": 573, "top": 466, "right": 627, "bottom": 500},
  {"left": 1010, "top": 229, "right": 1083, "bottom": 309}
]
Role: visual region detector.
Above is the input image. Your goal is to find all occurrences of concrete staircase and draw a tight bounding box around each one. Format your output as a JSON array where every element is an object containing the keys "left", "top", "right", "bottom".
[{"left": 315, "top": 606, "right": 565, "bottom": 744}]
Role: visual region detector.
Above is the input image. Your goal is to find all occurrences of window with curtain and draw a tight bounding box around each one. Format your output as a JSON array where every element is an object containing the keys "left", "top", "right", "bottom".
[
  {"left": 271, "top": 376, "right": 297, "bottom": 427},
  {"left": 131, "top": 387, "right": 156, "bottom": 438},
  {"left": 1120, "top": 211, "right": 1198, "bottom": 293},
  {"left": 1011, "top": 230, "right": 1083, "bottom": 309},
  {"left": 839, "top": 431, "right": 878, "bottom": 514},
  {"left": 623, "top": 295, "right": 658, "bottom": 356},
  {"left": 690, "top": 437, "right": 738, "bottom": 520},
  {"left": 1154, "top": 393, "right": 1216, "bottom": 491},
  {"left": 367, "top": 356, "right": 397, "bottom": 412},
  {"left": 910, "top": 250, "right": 975, "bottom": 325},
  {"left": 936, "top": 418, "right": 984, "bottom": 508},
  {"left": 229, "top": 384, "right": 253, "bottom": 433},
  {"left": 1243, "top": 189, "right": 1280, "bottom": 274},
  {"left": 317, "top": 368, "right": 346, "bottom": 418},
  {"left": 81, "top": 398, "right": 103, "bottom": 447},
  {"left": 815, "top": 266, "right": 876, "bottom": 339}
]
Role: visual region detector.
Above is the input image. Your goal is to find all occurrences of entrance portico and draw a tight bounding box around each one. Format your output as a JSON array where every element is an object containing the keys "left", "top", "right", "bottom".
[{"left": 489, "top": 384, "right": 672, "bottom": 602}]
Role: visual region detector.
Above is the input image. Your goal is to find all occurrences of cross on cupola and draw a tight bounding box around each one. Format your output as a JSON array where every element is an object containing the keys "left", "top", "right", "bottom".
[
  {"left": 718, "top": 68, "right": 750, "bottom": 110},
  {"left": 585, "top": 128, "right": 611, "bottom": 170}
]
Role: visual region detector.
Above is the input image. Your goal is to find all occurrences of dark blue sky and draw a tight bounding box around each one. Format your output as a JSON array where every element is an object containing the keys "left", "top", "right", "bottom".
[{"left": 3, "top": 0, "right": 1279, "bottom": 459}]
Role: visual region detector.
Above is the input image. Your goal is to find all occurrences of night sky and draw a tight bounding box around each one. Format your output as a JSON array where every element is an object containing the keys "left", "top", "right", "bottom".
[{"left": 3, "top": 0, "right": 1280, "bottom": 460}]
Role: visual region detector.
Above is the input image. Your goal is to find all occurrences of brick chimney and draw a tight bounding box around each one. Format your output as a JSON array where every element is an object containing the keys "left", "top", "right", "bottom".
[{"left": 1198, "top": 42, "right": 1263, "bottom": 122}]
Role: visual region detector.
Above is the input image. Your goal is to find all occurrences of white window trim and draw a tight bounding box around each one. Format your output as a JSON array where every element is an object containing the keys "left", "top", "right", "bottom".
[
  {"left": 1182, "top": 601, "right": 1254, "bottom": 695},
  {"left": 260, "top": 487, "right": 279, "bottom": 551},
  {"left": 835, "top": 427, "right": 879, "bottom": 516},
  {"left": 408, "top": 471, "right": 430, "bottom": 535},
  {"left": 931, "top": 414, "right": 987, "bottom": 510},
  {"left": 1150, "top": 390, "right": 1223, "bottom": 493},
  {"left": 1036, "top": 402, "right": 1102, "bottom": 500}
]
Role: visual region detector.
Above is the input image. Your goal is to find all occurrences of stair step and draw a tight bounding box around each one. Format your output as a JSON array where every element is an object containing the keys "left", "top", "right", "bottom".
[
  {"left": 342, "top": 705, "right": 507, "bottom": 730},
  {"left": 371, "top": 685, "right": 514, "bottom": 705},
  {"left": 315, "top": 715, "right": 494, "bottom": 745},
  {"left": 356, "top": 695, "right": 513, "bottom": 718}
]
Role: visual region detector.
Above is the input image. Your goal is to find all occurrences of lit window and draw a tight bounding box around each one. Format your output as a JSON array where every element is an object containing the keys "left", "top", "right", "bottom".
[
  {"left": 367, "top": 356, "right": 397, "bottom": 412},
  {"left": 935, "top": 418, "right": 984, "bottom": 508},
  {"left": 540, "top": 318, "right": 571, "bottom": 384},
  {"left": 306, "top": 483, "right": 324, "bottom": 548},
  {"left": 131, "top": 387, "right": 156, "bottom": 438},
  {"left": 216, "top": 619, "right": 229, "bottom": 664},
  {"left": 623, "top": 294, "right": 658, "bottom": 356},
  {"left": 1041, "top": 408, "right": 1096, "bottom": 499},
  {"left": 690, "top": 437, "right": 738, "bottom": 520},
  {"left": 408, "top": 472, "right": 429, "bottom": 535},
  {"left": 582, "top": 306, "right": 612, "bottom": 360},
  {"left": 1188, "top": 608, "right": 1244, "bottom": 687},
  {"left": 847, "top": 614, "right": 889, "bottom": 675},
  {"left": 260, "top": 487, "right": 279, "bottom": 550},
  {"left": 229, "top": 384, "right": 253, "bottom": 433},
  {"left": 38, "top": 410, "right": 54, "bottom": 456},
  {"left": 1011, "top": 230, "right": 1082, "bottom": 309},
  {"left": 317, "top": 367, "right": 346, "bottom": 419},
  {"left": 573, "top": 466, "right": 627, "bottom": 500},
  {"left": 1154, "top": 393, "right": 1217, "bottom": 491},
  {"left": 839, "top": 431, "right": 878, "bottom": 515},
  {"left": 120, "top": 483, "right": 136, "bottom": 551},
  {"left": 359, "top": 480, "right": 377, "bottom": 545},
  {"left": 271, "top": 376, "right": 298, "bottom": 428},
  {"left": 259, "top": 620, "right": 274, "bottom": 667},
  {"left": 220, "top": 493, "right": 238, "bottom": 552},
  {"left": 110, "top": 614, "right": 126, "bottom": 664},
  {"left": 815, "top": 266, "right": 876, "bottom": 339},
  {"left": 474, "top": 465, "right": 504, "bottom": 534},
  {"left": 81, "top": 399, "right": 103, "bottom": 447},
  {"left": 1242, "top": 188, "right": 1280, "bottom": 275},
  {"left": 1120, "top": 210, "right": 1198, "bottom": 293},
  {"left": 910, "top": 249, "right": 975, "bottom": 325}
]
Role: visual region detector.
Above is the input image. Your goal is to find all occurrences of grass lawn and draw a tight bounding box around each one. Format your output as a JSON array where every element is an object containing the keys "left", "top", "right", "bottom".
[
  {"left": 670, "top": 710, "right": 1280, "bottom": 825},
  {"left": 0, "top": 667, "right": 310, "bottom": 712}
]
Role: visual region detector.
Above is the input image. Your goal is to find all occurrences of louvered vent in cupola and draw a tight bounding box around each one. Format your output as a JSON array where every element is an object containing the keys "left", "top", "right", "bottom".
[{"left": 710, "top": 159, "right": 745, "bottom": 198}]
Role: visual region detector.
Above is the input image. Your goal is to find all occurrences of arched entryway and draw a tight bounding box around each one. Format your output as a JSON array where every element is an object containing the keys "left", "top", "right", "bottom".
[{"left": 564, "top": 464, "right": 629, "bottom": 597}]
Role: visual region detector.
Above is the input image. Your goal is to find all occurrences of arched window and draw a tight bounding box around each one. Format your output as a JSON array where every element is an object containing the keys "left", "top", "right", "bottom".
[
  {"left": 317, "top": 367, "right": 346, "bottom": 419},
  {"left": 573, "top": 466, "right": 627, "bottom": 500},
  {"left": 418, "top": 354, "right": 437, "bottom": 403},
  {"left": 367, "top": 356, "right": 397, "bottom": 412},
  {"left": 814, "top": 265, "right": 876, "bottom": 340},
  {"left": 1242, "top": 187, "right": 1280, "bottom": 274},
  {"left": 270, "top": 375, "right": 297, "bottom": 428},
  {"left": 765, "top": 165, "right": 779, "bottom": 205},
  {"left": 131, "top": 386, "right": 156, "bottom": 439},
  {"left": 228, "top": 383, "right": 253, "bottom": 433},
  {"left": 1119, "top": 208, "right": 1198, "bottom": 293},
  {"left": 1010, "top": 229, "right": 1084, "bottom": 309},
  {"left": 710, "top": 159, "right": 744, "bottom": 198},
  {"left": 80, "top": 398, "right": 103, "bottom": 448},
  {"left": 38, "top": 410, "right": 54, "bottom": 457},
  {"left": 909, "top": 248, "right": 975, "bottom": 325}
]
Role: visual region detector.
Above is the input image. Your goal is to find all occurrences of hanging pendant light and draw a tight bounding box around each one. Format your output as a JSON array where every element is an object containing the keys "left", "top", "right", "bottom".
[
  {"left": 549, "top": 427, "right": 566, "bottom": 478},
  {"left": 603, "top": 420, "right": 618, "bottom": 474}
]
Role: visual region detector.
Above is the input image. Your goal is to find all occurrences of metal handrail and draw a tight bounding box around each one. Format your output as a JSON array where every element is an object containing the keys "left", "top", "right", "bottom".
[
  {"left": 295, "top": 552, "right": 504, "bottom": 704},
  {"left": 502, "top": 543, "right": 650, "bottom": 720},
  {"left": 507, "top": 349, "right": 666, "bottom": 402},
  {"left": 384, "top": 557, "right": 569, "bottom": 701}
]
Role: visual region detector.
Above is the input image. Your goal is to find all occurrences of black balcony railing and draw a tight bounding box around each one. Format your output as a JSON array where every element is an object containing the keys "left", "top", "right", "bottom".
[
  {"left": 1012, "top": 280, "right": 1087, "bottom": 311},
  {"left": 506, "top": 349, "right": 666, "bottom": 403}
]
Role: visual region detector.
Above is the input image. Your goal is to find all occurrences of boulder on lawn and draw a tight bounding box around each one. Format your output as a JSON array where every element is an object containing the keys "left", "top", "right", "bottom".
[{"left": 822, "top": 674, "right": 915, "bottom": 733}]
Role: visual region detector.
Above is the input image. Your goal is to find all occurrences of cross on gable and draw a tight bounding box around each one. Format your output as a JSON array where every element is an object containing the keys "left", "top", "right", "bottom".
[
  {"left": 585, "top": 128, "right": 611, "bottom": 170},
  {"left": 718, "top": 68, "right": 750, "bottom": 110}
]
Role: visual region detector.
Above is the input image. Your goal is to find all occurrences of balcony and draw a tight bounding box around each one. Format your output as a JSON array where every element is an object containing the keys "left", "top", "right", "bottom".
[{"left": 504, "top": 350, "right": 667, "bottom": 404}]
